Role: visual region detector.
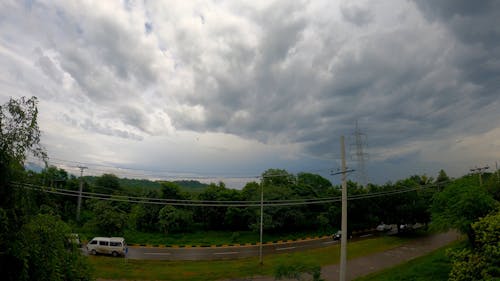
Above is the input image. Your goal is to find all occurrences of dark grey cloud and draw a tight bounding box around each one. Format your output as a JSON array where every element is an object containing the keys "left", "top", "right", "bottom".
[
  {"left": 34, "top": 50, "right": 63, "bottom": 84},
  {"left": 340, "top": 3, "right": 374, "bottom": 26}
]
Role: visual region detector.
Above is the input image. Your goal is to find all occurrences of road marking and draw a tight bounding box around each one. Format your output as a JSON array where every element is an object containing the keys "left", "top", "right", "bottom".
[
  {"left": 360, "top": 234, "right": 373, "bottom": 238},
  {"left": 322, "top": 241, "right": 337, "bottom": 245},
  {"left": 276, "top": 246, "right": 296, "bottom": 251},
  {"left": 144, "top": 252, "right": 171, "bottom": 255},
  {"left": 213, "top": 252, "right": 239, "bottom": 255}
]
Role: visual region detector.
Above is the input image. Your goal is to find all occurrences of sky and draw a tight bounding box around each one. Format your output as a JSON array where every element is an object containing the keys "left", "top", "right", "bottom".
[{"left": 1, "top": 0, "right": 499, "bottom": 188}]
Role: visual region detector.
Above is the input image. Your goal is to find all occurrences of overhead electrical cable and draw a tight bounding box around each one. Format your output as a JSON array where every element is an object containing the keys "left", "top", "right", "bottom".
[{"left": 13, "top": 181, "right": 440, "bottom": 207}]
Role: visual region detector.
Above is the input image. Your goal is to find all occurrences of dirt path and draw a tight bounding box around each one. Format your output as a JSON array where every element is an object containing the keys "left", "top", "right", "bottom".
[{"left": 226, "top": 231, "right": 460, "bottom": 281}]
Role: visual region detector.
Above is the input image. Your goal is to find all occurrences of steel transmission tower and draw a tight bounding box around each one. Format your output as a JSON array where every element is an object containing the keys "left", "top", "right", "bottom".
[{"left": 351, "top": 121, "right": 369, "bottom": 186}]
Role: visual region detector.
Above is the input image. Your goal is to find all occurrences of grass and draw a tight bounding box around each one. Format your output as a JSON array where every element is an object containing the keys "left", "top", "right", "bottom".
[
  {"left": 89, "top": 235, "right": 411, "bottom": 280},
  {"left": 354, "top": 242, "right": 460, "bottom": 281}
]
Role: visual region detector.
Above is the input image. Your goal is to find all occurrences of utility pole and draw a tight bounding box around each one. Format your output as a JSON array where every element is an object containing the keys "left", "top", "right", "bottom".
[
  {"left": 259, "top": 180, "right": 264, "bottom": 265},
  {"left": 340, "top": 136, "right": 348, "bottom": 281},
  {"left": 76, "top": 165, "right": 88, "bottom": 222},
  {"left": 470, "top": 166, "right": 489, "bottom": 187}
]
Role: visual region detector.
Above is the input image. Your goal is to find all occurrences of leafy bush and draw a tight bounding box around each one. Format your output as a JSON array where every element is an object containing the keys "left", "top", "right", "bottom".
[{"left": 447, "top": 210, "right": 500, "bottom": 281}]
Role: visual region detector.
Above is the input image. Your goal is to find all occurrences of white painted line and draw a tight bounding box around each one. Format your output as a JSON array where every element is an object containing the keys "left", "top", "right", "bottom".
[
  {"left": 276, "top": 246, "right": 296, "bottom": 251},
  {"left": 360, "top": 234, "right": 373, "bottom": 238},
  {"left": 214, "top": 252, "right": 239, "bottom": 255},
  {"left": 144, "top": 252, "right": 171, "bottom": 255},
  {"left": 322, "top": 241, "right": 336, "bottom": 245}
]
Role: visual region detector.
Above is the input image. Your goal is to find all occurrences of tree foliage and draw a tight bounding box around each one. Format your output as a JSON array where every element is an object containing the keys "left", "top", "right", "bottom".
[
  {"left": 1, "top": 96, "right": 46, "bottom": 207},
  {"left": 431, "top": 175, "right": 497, "bottom": 243},
  {"left": 448, "top": 209, "right": 500, "bottom": 280},
  {"left": 158, "top": 205, "right": 194, "bottom": 233},
  {"left": 11, "top": 214, "right": 92, "bottom": 281},
  {"left": 94, "top": 173, "right": 121, "bottom": 194}
]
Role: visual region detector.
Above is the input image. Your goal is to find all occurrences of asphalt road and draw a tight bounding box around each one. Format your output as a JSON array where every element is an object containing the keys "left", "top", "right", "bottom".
[{"left": 85, "top": 236, "right": 343, "bottom": 261}]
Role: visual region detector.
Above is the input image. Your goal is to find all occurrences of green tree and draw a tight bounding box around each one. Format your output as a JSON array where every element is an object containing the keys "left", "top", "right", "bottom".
[
  {"left": 448, "top": 209, "right": 500, "bottom": 280},
  {"left": 158, "top": 205, "right": 194, "bottom": 233},
  {"left": 129, "top": 190, "right": 162, "bottom": 232},
  {"left": 86, "top": 200, "right": 127, "bottom": 236},
  {"left": 160, "top": 181, "right": 185, "bottom": 200},
  {"left": 436, "top": 169, "right": 450, "bottom": 183},
  {"left": 11, "top": 214, "right": 93, "bottom": 281},
  {"left": 94, "top": 173, "right": 121, "bottom": 194},
  {"left": 262, "top": 169, "right": 296, "bottom": 187},
  {"left": 431, "top": 176, "right": 497, "bottom": 244},
  {"left": 0, "top": 96, "right": 46, "bottom": 207}
]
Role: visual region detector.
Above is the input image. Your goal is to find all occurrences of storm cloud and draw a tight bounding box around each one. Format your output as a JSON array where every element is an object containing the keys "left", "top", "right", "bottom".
[{"left": 1, "top": 0, "right": 499, "bottom": 185}]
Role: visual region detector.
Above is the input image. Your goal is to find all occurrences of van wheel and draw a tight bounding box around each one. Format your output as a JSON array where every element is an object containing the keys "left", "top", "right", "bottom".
[
  {"left": 91, "top": 249, "right": 97, "bottom": 255},
  {"left": 112, "top": 251, "right": 119, "bottom": 257}
]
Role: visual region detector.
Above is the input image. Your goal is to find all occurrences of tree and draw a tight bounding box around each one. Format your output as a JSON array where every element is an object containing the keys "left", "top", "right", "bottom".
[
  {"left": 94, "top": 173, "right": 121, "bottom": 194},
  {"left": 448, "top": 209, "right": 500, "bottom": 280},
  {"left": 129, "top": 190, "right": 162, "bottom": 232},
  {"left": 11, "top": 214, "right": 92, "bottom": 281},
  {"left": 158, "top": 205, "right": 194, "bottom": 233},
  {"left": 431, "top": 176, "right": 497, "bottom": 244},
  {"left": 1, "top": 96, "right": 46, "bottom": 207},
  {"left": 86, "top": 200, "right": 127, "bottom": 236},
  {"left": 262, "top": 169, "right": 296, "bottom": 187},
  {"left": 161, "top": 181, "right": 185, "bottom": 200},
  {"left": 436, "top": 169, "right": 450, "bottom": 183}
]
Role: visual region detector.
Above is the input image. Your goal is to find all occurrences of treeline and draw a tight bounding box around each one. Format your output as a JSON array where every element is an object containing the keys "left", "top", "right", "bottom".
[{"left": 21, "top": 167, "right": 453, "bottom": 236}]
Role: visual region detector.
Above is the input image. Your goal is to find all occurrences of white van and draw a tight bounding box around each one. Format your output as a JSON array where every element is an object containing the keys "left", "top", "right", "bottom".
[{"left": 86, "top": 237, "right": 127, "bottom": 257}]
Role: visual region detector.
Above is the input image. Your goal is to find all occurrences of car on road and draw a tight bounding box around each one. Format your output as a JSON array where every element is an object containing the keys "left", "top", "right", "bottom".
[
  {"left": 86, "top": 237, "right": 127, "bottom": 257},
  {"left": 332, "top": 230, "right": 341, "bottom": 240},
  {"left": 376, "top": 223, "right": 392, "bottom": 232}
]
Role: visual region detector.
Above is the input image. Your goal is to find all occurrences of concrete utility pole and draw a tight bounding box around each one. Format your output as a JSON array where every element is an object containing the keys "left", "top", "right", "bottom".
[
  {"left": 340, "top": 136, "right": 348, "bottom": 281},
  {"left": 76, "top": 165, "right": 88, "bottom": 222},
  {"left": 259, "top": 180, "right": 264, "bottom": 265},
  {"left": 470, "top": 166, "right": 489, "bottom": 187}
]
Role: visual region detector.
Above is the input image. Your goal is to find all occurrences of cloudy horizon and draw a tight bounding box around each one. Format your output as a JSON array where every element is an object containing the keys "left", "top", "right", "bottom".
[{"left": 2, "top": 0, "right": 499, "bottom": 188}]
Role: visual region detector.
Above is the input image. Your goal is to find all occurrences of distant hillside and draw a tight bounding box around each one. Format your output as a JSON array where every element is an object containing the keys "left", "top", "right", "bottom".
[
  {"left": 119, "top": 178, "right": 162, "bottom": 189},
  {"left": 83, "top": 176, "right": 208, "bottom": 193},
  {"left": 172, "top": 180, "right": 209, "bottom": 193}
]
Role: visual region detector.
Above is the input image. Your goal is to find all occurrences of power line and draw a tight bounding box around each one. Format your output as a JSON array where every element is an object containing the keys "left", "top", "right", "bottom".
[{"left": 13, "top": 181, "right": 440, "bottom": 207}]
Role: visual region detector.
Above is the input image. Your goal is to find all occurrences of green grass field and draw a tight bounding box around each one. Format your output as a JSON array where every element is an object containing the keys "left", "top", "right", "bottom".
[
  {"left": 354, "top": 242, "right": 459, "bottom": 281},
  {"left": 89, "top": 235, "right": 410, "bottom": 280}
]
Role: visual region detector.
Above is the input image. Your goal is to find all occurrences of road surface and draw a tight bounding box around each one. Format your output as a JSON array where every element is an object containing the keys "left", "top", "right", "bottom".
[{"left": 112, "top": 236, "right": 340, "bottom": 260}]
